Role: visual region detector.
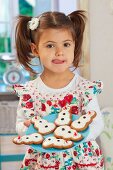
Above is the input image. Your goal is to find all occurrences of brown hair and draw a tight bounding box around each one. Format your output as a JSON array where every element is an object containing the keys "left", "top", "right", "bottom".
[{"left": 15, "top": 10, "right": 86, "bottom": 73}]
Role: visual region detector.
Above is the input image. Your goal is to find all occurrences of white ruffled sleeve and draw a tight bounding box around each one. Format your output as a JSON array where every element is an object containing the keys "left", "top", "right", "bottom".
[
  {"left": 13, "top": 83, "right": 35, "bottom": 136},
  {"left": 77, "top": 78, "right": 104, "bottom": 141},
  {"left": 84, "top": 95, "right": 104, "bottom": 141}
]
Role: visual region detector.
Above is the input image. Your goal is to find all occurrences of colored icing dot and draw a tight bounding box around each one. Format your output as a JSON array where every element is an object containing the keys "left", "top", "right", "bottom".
[{"left": 74, "top": 132, "right": 77, "bottom": 136}]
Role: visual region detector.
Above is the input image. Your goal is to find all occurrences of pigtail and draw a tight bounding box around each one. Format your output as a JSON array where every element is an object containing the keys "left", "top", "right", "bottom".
[
  {"left": 68, "top": 10, "right": 87, "bottom": 67},
  {"left": 15, "top": 15, "right": 35, "bottom": 73}
]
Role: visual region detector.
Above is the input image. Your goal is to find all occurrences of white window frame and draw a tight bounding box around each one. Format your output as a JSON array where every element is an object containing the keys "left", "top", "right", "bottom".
[{"left": 0, "top": 0, "right": 19, "bottom": 57}]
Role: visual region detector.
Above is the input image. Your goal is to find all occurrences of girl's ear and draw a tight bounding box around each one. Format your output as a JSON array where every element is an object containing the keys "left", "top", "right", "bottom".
[{"left": 30, "top": 43, "right": 39, "bottom": 57}]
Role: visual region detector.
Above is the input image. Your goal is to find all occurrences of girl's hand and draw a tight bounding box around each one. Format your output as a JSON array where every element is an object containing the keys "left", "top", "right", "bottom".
[{"left": 24, "top": 119, "right": 31, "bottom": 127}]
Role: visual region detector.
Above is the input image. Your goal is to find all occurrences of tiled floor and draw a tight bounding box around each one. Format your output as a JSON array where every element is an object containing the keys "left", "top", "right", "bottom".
[{"left": 0, "top": 135, "right": 26, "bottom": 170}]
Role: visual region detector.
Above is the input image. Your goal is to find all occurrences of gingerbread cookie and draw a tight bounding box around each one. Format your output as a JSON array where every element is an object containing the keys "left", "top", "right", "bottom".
[
  {"left": 32, "top": 118, "right": 56, "bottom": 135},
  {"left": 71, "top": 111, "right": 97, "bottom": 132},
  {"left": 13, "top": 133, "right": 44, "bottom": 145},
  {"left": 54, "top": 110, "right": 72, "bottom": 126},
  {"left": 13, "top": 136, "right": 22, "bottom": 145},
  {"left": 54, "top": 125, "right": 83, "bottom": 141},
  {"left": 42, "top": 136, "right": 74, "bottom": 149},
  {"left": 87, "top": 110, "right": 97, "bottom": 120}
]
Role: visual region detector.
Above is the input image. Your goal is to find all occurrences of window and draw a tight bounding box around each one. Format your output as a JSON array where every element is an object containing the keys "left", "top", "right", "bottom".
[
  {"left": 0, "top": 0, "right": 78, "bottom": 56},
  {"left": 0, "top": 0, "right": 52, "bottom": 56},
  {"left": 0, "top": 0, "right": 11, "bottom": 53}
]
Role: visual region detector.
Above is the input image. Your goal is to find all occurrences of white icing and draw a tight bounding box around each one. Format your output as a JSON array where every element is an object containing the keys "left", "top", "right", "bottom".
[
  {"left": 31, "top": 116, "right": 41, "bottom": 123},
  {"left": 71, "top": 113, "right": 92, "bottom": 131},
  {"left": 42, "top": 136, "right": 73, "bottom": 149},
  {"left": 54, "top": 125, "right": 82, "bottom": 141},
  {"left": 21, "top": 135, "right": 32, "bottom": 143},
  {"left": 54, "top": 139, "right": 65, "bottom": 147},
  {"left": 13, "top": 133, "right": 43, "bottom": 145},
  {"left": 63, "top": 140, "right": 73, "bottom": 147},
  {"left": 13, "top": 136, "right": 22, "bottom": 144},
  {"left": 34, "top": 118, "right": 56, "bottom": 135},
  {"left": 80, "top": 114, "right": 91, "bottom": 123},
  {"left": 55, "top": 110, "right": 71, "bottom": 126},
  {"left": 87, "top": 110, "right": 96, "bottom": 118},
  {"left": 71, "top": 119, "right": 87, "bottom": 129},
  {"left": 30, "top": 133, "right": 43, "bottom": 142}
]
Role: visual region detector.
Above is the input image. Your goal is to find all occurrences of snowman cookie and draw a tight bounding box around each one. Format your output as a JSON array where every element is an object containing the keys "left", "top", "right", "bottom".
[
  {"left": 54, "top": 125, "right": 83, "bottom": 141},
  {"left": 54, "top": 110, "right": 72, "bottom": 126},
  {"left": 13, "top": 133, "right": 44, "bottom": 145},
  {"left": 71, "top": 110, "right": 97, "bottom": 132},
  {"left": 32, "top": 118, "right": 56, "bottom": 135},
  {"left": 42, "top": 136, "right": 74, "bottom": 149}
]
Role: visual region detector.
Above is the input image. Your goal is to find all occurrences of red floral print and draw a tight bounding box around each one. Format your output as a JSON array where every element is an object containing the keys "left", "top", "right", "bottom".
[
  {"left": 22, "top": 94, "right": 31, "bottom": 101},
  {"left": 28, "top": 148, "right": 33, "bottom": 154},
  {"left": 95, "top": 149, "right": 100, "bottom": 156},
  {"left": 47, "top": 100, "right": 52, "bottom": 106},
  {"left": 73, "top": 151, "right": 77, "bottom": 156},
  {"left": 41, "top": 103, "right": 46, "bottom": 111},
  {"left": 25, "top": 102, "right": 33, "bottom": 108},
  {"left": 88, "top": 141, "right": 92, "bottom": 147},
  {"left": 63, "top": 153, "right": 67, "bottom": 157},
  {"left": 45, "top": 153, "right": 50, "bottom": 159},
  {"left": 25, "top": 159, "right": 30, "bottom": 166},
  {"left": 58, "top": 99, "right": 67, "bottom": 107},
  {"left": 70, "top": 106, "right": 78, "bottom": 114},
  {"left": 64, "top": 94, "right": 73, "bottom": 103}
]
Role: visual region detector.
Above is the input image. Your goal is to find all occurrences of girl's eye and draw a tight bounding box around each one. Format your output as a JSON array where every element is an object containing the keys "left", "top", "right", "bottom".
[
  {"left": 46, "top": 44, "right": 54, "bottom": 48},
  {"left": 64, "top": 43, "right": 71, "bottom": 47}
]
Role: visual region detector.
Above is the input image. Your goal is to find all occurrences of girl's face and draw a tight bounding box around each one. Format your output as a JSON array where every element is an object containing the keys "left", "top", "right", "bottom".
[{"left": 32, "top": 28, "right": 75, "bottom": 74}]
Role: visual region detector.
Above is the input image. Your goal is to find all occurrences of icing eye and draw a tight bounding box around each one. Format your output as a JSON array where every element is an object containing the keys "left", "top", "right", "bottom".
[
  {"left": 63, "top": 113, "right": 65, "bottom": 115},
  {"left": 26, "top": 137, "right": 29, "bottom": 139},
  {"left": 68, "top": 131, "right": 71, "bottom": 133},
  {"left": 61, "top": 118, "right": 64, "bottom": 120},
  {"left": 48, "top": 138, "right": 51, "bottom": 140},
  {"left": 83, "top": 116, "right": 86, "bottom": 119},
  {"left": 78, "top": 121, "right": 81, "bottom": 124},
  {"left": 57, "top": 139, "right": 60, "bottom": 142},
  {"left": 35, "top": 136, "right": 38, "bottom": 138},
  {"left": 39, "top": 121, "right": 42, "bottom": 123},
  {"left": 45, "top": 125, "right": 48, "bottom": 128},
  {"left": 62, "top": 128, "right": 65, "bottom": 131}
]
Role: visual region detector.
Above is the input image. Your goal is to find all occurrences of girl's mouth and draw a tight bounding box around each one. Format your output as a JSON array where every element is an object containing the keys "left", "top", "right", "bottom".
[{"left": 52, "top": 59, "right": 65, "bottom": 64}]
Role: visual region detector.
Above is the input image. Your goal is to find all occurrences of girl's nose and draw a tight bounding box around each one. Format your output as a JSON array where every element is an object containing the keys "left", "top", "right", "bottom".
[{"left": 55, "top": 47, "right": 63, "bottom": 57}]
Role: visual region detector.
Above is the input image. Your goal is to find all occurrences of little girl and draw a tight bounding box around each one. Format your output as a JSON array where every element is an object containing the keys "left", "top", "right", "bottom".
[{"left": 14, "top": 11, "right": 104, "bottom": 170}]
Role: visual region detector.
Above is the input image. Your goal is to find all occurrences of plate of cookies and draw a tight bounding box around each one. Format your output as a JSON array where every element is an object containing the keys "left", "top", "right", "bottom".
[{"left": 13, "top": 110, "right": 97, "bottom": 152}]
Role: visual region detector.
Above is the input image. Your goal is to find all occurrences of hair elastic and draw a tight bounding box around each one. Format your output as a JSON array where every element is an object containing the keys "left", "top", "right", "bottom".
[{"left": 28, "top": 15, "right": 41, "bottom": 30}]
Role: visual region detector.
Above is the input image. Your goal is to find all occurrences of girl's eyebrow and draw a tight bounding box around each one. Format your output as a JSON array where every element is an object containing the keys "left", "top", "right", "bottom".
[{"left": 44, "top": 40, "right": 73, "bottom": 44}]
